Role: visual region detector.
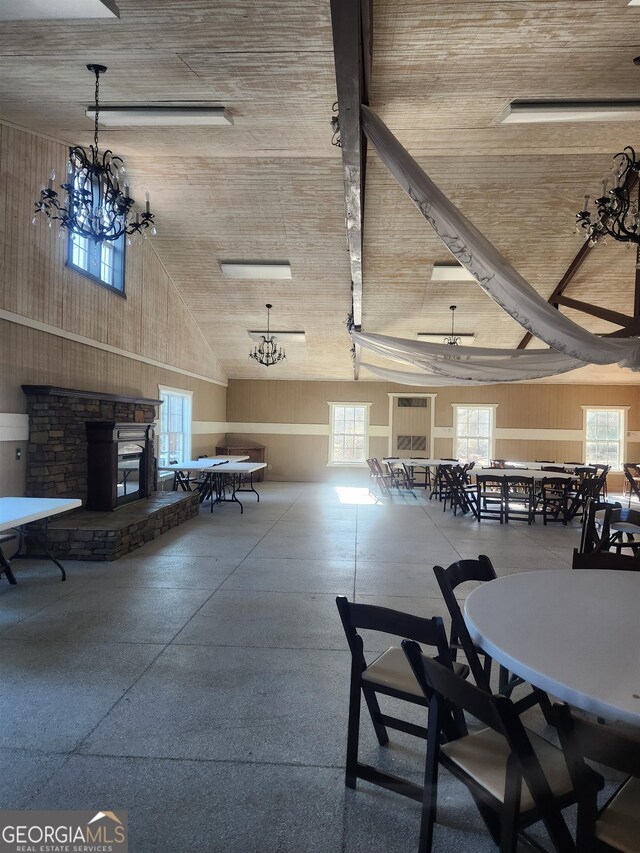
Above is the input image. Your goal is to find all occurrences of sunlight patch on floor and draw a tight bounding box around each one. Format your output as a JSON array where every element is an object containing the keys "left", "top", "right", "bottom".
[{"left": 334, "top": 486, "right": 379, "bottom": 505}]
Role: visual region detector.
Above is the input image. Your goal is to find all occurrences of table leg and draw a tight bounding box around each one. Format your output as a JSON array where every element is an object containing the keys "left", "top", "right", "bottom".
[
  {"left": 10, "top": 520, "right": 66, "bottom": 581},
  {"left": 234, "top": 472, "right": 260, "bottom": 502},
  {"left": 0, "top": 547, "right": 17, "bottom": 585}
]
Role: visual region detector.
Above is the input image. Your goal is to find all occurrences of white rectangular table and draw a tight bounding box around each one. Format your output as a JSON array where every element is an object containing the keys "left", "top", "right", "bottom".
[
  {"left": 205, "top": 462, "right": 268, "bottom": 513},
  {"left": 476, "top": 468, "right": 575, "bottom": 481},
  {"left": 0, "top": 497, "right": 82, "bottom": 583},
  {"left": 157, "top": 457, "right": 250, "bottom": 493}
]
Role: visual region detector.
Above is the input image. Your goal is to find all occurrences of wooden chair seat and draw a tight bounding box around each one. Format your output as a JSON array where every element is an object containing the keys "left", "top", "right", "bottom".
[
  {"left": 595, "top": 776, "right": 640, "bottom": 853},
  {"left": 363, "top": 646, "right": 468, "bottom": 698},
  {"left": 441, "top": 726, "right": 573, "bottom": 812}
]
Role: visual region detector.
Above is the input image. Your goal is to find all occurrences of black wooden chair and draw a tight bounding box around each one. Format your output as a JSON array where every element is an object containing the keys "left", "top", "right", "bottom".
[
  {"left": 432, "top": 557, "right": 551, "bottom": 713},
  {"left": 579, "top": 500, "right": 621, "bottom": 554},
  {"left": 622, "top": 462, "right": 640, "bottom": 507},
  {"left": 441, "top": 465, "right": 476, "bottom": 516},
  {"left": 571, "top": 547, "right": 640, "bottom": 571},
  {"left": 539, "top": 477, "right": 572, "bottom": 525},
  {"left": 430, "top": 460, "right": 458, "bottom": 501},
  {"left": 366, "top": 458, "right": 393, "bottom": 498},
  {"left": 402, "top": 646, "right": 586, "bottom": 853},
  {"left": 503, "top": 475, "right": 536, "bottom": 524},
  {"left": 476, "top": 475, "right": 505, "bottom": 523},
  {"left": 0, "top": 533, "right": 17, "bottom": 584},
  {"left": 598, "top": 506, "right": 640, "bottom": 555},
  {"left": 553, "top": 702, "right": 638, "bottom": 852},
  {"left": 335, "top": 596, "right": 467, "bottom": 803}
]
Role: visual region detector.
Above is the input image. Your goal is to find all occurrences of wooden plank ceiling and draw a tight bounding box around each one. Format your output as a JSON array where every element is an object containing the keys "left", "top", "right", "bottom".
[{"left": 2, "top": 0, "right": 640, "bottom": 383}]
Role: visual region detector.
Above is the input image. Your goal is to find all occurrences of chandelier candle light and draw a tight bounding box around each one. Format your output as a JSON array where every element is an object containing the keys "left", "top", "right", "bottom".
[
  {"left": 249, "top": 304, "right": 286, "bottom": 366},
  {"left": 33, "top": 64, "right": 155, "bottom": 243},
  {"left": 443, "top": 305, "right": 461, "bottom": 346},
  {"left": 575, "top": 146, "right": 640, "bottom": 249}
]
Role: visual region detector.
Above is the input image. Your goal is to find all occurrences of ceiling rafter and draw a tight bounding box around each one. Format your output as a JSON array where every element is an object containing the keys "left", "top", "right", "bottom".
[
  {"left": 517, "top": 174, "right": 640, "bottom": 349},
  {"left": 330, "top": 0, "right": 371, "bottom": 379}
]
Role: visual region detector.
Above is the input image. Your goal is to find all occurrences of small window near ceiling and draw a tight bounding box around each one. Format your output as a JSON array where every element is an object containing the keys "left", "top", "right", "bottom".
[
  {"left": 454, "top": 405, "right": 495, "bottom": 465},
  {"left": 328, "top": 403, "right": 370, "bottom": 465},
  {"left": 158, "top": 387, "right": 192, "bottom": 466},
  {"left": 67, "top": 232, "right": 125, "bottom": 294},
  {"left": 584, "top": 408, "right": 625, "bottom": 470}
]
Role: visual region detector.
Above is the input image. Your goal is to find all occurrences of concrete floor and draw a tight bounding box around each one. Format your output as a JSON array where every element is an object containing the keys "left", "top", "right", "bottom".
[{"left": 0, "top": 482, "right": 604, "bottom": 851}]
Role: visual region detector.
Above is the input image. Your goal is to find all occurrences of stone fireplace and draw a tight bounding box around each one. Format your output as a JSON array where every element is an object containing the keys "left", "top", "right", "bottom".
[
  {"left": 20, "top": 386, "right": 199, "bottom": 560},
  {"left": 22, "top": 385, "right": 160, "bottom": 502}
]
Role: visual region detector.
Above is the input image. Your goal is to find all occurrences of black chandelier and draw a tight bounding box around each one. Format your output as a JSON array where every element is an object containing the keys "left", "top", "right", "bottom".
[
  {"left": 575, "top": 146, "right": 640, "bottom": 247},
  {"left": 249, "top": 304, "right": 286, "bottom": 366},
  {"left": 443, "top": 305, "right": 461, "bottom": 346},
  {"left": 33, "top": 64, "right": 155, "bottom": 243}
]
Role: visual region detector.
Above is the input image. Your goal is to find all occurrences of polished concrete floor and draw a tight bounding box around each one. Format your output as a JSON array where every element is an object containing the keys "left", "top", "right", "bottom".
[{"left": 0, "top": 482, "right": 597, "bottom": 851}]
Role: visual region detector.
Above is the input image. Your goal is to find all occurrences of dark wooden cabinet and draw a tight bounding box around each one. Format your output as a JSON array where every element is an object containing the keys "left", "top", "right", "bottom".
[{"left": 216, "top": 444, "right": 266, "bottom": 481}]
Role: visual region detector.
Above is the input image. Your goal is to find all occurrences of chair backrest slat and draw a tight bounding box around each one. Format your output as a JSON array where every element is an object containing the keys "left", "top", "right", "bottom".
[{"left": 336, "top": 596, "right": 452, "bottom": 662}]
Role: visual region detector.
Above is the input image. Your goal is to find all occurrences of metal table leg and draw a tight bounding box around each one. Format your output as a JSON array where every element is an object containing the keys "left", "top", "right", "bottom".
[{"left": 10, "top": 519, "right": 66, "bottom": 581}]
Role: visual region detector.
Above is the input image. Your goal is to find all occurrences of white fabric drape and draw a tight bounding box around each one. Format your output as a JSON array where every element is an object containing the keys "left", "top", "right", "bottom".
[
  {"left": 362, "top": 363, "right": 490, "bottom": 386},
  {"left": 361, "top": 105, "right": 640, "bottom": 371},
  {"left": 352, "top": 330, "right": 587, "bottom": 381}
]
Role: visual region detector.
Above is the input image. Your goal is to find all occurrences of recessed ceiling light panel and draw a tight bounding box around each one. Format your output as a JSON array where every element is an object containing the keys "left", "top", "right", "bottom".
[
  {"left": 219, "top": 261, "right": 292, "bottom": 280},
  {"left": 87, "top": 106, "right": 233, "bottom": 127},
  {"left": 0, "top": 0, "right": 118, "bottom": 19},
  {"left": 431, "top": 264, "right": 476, "bottom": 282},
  {"left": 500, "top": 100, "right": 640, "bottom": 124}
]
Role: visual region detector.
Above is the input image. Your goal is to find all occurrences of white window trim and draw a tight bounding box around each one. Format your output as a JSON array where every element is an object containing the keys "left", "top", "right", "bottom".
[
  {"left": 158, "top": 385, "right": 193, "bottom": 464},
  {"left": 452, "top": 403, "right": 498, "bottom": 464},
  {"left": 581, "top": 405, "right": 629, "bottom": 471},
  {"left": 327, "top": 401, "right": 372, "bottom": 467},
  {"left": 387, "top": 393, "right": 437, "bottom": 457}
]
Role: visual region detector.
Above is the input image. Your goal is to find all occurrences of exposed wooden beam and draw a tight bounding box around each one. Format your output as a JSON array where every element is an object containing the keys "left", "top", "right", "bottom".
[
  {"left": 553, "top": 295, "right": 634, "bottom": 327},
  {"left": 516, "top": 240, "right": 593, "bottom": 349},
  {"left": 517, "top": 173, "right": 640, "bottom": 349},
  {"left": 330, "top": 0, "right": 369, "bottom": 378}
]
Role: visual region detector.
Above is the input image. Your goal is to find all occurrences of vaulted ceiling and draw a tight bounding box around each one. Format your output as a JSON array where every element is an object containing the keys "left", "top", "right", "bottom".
[{"left": 2, "top": 0, "right": 640, "bottom": 383}]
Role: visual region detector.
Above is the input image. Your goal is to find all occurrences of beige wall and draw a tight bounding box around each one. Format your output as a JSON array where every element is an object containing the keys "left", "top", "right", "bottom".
[
  {"left": 0, "top": 123, "right": 227, "bottom": 496},
  {"left": 227, "top": 379, "right": 640, "bottom": 485}
]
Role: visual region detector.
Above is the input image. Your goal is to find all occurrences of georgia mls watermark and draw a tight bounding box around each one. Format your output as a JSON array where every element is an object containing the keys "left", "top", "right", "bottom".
[{"left": 0, "top": 810, "right": 128, "bottom": 853}]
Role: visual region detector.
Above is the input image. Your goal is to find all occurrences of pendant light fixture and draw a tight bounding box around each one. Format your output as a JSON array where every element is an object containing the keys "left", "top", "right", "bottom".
[{"left": 249, "top": 304, "right": 286, "bottom": 366}]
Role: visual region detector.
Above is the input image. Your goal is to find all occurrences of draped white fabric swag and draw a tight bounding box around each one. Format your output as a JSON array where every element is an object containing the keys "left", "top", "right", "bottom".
[
  {"left": 352, "top": 330, "right": 588, "bottom": 383},
  {"left": 360, "top": 104, "right": 640, "bottom": 373}
]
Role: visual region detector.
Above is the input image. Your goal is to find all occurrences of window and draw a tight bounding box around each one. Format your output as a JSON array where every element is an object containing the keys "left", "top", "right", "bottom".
[
  {"left": 583, "top": 408, "right": 626, "bottom": 470},
  {"left": 328, "top": 403, "right": 370, "bottom": 465},
  {"left": 453, "top": 405, "right": 495, "bottom": 465},
  {"left": 158, "top": 387, "right": 192, "bottom": 466},
  {"left": 68, "top": 231, "right": 125, "bottom": 294}
]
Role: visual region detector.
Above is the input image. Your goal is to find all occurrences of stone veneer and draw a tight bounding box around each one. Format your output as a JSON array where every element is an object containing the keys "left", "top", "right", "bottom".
[
  {"left": 22, "top": 385, "right": 159, "bottom": 501},
  {"left": 46, "top": 492, "right": 199, "bottom": 561}
]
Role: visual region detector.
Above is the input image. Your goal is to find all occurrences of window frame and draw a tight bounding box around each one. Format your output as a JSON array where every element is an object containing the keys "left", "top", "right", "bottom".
[
  {"left": 158, "top": 386, "right": 193, "bottom": 467},
  {"left": 452, "top": 403, "right": 497, "bottom": 465},
  {"left": 327, "top": 402, "right": 371, "bottom": 467},
  {"left": 67, "top": 230, "right": 126, "bottom": 296},
  {"left": 582, "top": 406, "right": 628, "bottom": 471}
]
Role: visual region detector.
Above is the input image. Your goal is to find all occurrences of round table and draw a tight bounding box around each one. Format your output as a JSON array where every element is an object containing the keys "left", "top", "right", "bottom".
[{"left": 464, "top": 570, "right": 640, "bottom": 726}]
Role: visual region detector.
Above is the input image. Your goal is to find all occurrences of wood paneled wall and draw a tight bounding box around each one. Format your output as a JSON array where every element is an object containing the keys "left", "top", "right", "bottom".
[
  {"left": 228, "top": 379, "right": 640, "bottom": 484},
  {"left": 0, "top": 122, "right": 225, "bottom": 384},
  {"left": 0, "top": 123, "right": 227, "bottom": 495}
]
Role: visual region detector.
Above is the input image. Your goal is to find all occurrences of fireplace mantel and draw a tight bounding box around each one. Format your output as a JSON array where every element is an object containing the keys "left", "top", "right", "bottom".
[{"left": 22, "top": 386, "right": 162, "bottom": 406}]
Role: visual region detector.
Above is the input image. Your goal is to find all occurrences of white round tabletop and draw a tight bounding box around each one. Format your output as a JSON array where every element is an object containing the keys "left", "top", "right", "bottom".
[{"left": 464, "top": 570, "right": 640, "bottom": 726}]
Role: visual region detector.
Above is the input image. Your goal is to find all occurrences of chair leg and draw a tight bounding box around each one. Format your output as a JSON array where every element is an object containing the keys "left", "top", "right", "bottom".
[
  {"left": 345, "top": 674, "right": 363, "bottom": 788},
  {"left": 362, "top": 684, "right": 389, "bottom": 746},
  {"left": 418, "top": 711, "right": 441, "bottom": 853}
]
